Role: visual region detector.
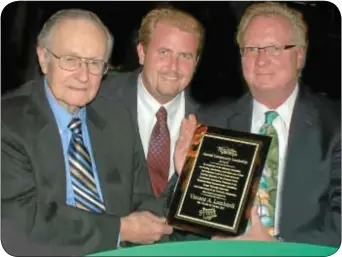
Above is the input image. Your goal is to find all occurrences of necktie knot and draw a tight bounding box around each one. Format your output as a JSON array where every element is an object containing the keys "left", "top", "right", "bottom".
[
  {"left": 156, "top": 107, "right": 168, "bottom": 123},
  {"left": 68, "top": 118, "right": 82, "bottom": 136},
  {"left": 264, "top": 111, "right": 278, "bottom": 125}
]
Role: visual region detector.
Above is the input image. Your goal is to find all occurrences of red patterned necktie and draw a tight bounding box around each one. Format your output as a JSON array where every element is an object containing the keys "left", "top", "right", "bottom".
[{"left": 147, "top": 107, "right": 170, "bottom": 197}]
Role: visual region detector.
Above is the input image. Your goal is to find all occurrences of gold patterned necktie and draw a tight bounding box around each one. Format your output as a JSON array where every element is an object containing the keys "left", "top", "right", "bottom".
[
  {"left": 68, "top": 118, "right": 106, "bottom": 213},
  {"left": 255, "top": 111, "right": 279, "bottom": 236}
]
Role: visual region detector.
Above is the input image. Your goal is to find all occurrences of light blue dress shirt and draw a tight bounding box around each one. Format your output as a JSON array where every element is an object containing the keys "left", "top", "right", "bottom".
[
  {"left": 44, "top": 81, "right": 121, "bottom": 247},
  {"left": 44, "top": 82, "right": 105, "bottom": 207}
]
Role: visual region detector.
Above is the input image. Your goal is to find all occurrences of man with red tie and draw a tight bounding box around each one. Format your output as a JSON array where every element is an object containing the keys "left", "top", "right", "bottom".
[{"left": 100, "top": 6, "right": 205, "bottom": 198}]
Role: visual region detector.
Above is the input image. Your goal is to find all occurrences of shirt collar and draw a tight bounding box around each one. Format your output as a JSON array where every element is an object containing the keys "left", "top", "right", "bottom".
[
  {"left": 252, "top": 84, "right": 299, "bottom": 129},
  {"left": 44, "top": 79, "right": 87, "bottom": 132},
  {"left": 137, "top": 73, "right": 183, "bottom": 120}
]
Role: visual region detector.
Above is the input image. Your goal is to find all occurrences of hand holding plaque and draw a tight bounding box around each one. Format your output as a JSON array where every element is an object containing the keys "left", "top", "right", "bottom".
[
  {"left": 212, "top": 205, "right": 277, "bottom": 241},
  {"left": 167, "top": 124, "right": 272, "bottom": 237},
  {"left": 174, "top": 114, "right": 198, "bottom": 174}
]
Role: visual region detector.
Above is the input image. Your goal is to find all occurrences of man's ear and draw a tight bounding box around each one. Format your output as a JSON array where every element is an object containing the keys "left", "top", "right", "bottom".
[
  {"left": 136, "top": 42, "right": 146, "bottom": 65},
  {"left": 296, "top": 46, "right": 305, "bottom": 70},
  {"left": 36, "top": 47, "right": 48, "bottom": 74}
]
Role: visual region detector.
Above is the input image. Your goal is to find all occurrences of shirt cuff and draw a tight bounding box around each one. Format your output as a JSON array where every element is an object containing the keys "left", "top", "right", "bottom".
[{"left": 117, "top": 233, "right": 121, "bottom": 248}]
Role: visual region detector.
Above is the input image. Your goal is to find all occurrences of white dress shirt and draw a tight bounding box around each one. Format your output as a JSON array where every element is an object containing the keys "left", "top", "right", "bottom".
[
  {"left": 251, "top": 85, "right": 299, "bottom": 234},
  {"left": 137, "top": 74, "right": 185, "bottom": 180}
]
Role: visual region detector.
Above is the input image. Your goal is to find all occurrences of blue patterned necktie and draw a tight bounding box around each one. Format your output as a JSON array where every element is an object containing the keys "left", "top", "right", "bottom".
[
  {"left": 255, "top": 111, "right": 279, "bottom": 236},
  {"left": 68, "top": 118, "right": 106, "bottom": 213}
]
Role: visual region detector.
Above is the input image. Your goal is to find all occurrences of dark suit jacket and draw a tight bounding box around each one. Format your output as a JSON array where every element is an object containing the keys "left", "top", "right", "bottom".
[
  {"left": 199, "top": 86, "right": 341, "bottom": 247},
  {"left": 100, "top": 70, "right": 202, "bottom": 193},
  {"left": 1, "top": 79, "right": 161, "bottom": 255},
  {"left": 100, "top": 70, "right": 208, "bottom": 242},
  {"left": 1, "top": 219, "right": 81, "bottom": 256}
]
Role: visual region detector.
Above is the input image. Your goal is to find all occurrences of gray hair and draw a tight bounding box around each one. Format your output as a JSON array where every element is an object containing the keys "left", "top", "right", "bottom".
[
  {"left": 37, "top": 9, "right": 114, "bottom": 61},
  {"left": 237, "top": 2, "right": 308, "bottom": 78}
]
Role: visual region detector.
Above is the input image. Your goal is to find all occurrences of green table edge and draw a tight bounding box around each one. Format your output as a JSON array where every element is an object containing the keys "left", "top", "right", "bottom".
[{"left": 89, "top": 240, "right": 339, "bottom": 256}]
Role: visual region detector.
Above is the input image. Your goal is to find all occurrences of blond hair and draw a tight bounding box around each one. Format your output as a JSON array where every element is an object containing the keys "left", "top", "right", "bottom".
[
  {"left": 138, "top": 6, "right": 205, "bottom": 58},
  {"left": 237, "top": 2, "right": 308, "bottom": 48},
  {"left": 37, "top": 9, "right": 114, "bottom": 61}
]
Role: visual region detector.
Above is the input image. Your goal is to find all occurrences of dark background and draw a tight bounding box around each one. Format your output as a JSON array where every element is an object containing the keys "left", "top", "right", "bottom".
[{"left": 1, "top": 1, "right": 341, "bottom": 104}]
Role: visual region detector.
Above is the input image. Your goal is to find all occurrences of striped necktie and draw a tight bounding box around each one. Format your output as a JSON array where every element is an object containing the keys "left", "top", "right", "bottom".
[
  {"left": 256, "top": 111, "right": 279, "bottom": 236},
  {"left": 68, "top": 118, "right": 106, "bottom": 213}
]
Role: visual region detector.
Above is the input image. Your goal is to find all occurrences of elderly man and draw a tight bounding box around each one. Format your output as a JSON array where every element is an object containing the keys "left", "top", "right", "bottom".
[
  {"left": 1, "top": 9, "right": 196, "bottom": 256},
  {"left": 200, "top": 2, "right": 340, "bottom": 247}
]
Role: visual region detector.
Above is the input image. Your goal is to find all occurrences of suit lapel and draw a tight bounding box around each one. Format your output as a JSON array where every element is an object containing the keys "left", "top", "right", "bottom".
[
  {"left": 225, "top": 93, "right": 253, "bottom": 132},
  {"left": 118, "top": 70, "right": 139, "bottom": 126},
  {"left": 31, "top": 81, "right": 67, "bottom": 204},
  {"left": 37, "top": 124, "right": 67, "bottom": 203},
  {"left": 279, "top": 87, "right": 317, "bottom": 232},
  {"left": 185, "top": 91, "right": 199, "bottom": 117},
  {"left": 86, "top": 106, "right": 118, "bottom": 214}
]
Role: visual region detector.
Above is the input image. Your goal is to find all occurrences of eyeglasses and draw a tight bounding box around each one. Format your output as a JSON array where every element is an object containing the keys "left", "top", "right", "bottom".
[
  {"left": 240, "top": 45, "right": 296, "bottom": 57},
  {"left": 45, "top": 48, "right": 108, "bottom": 75}
]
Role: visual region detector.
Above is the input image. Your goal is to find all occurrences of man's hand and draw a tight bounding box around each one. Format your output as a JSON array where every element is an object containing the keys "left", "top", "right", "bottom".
[
  {"left": 174, "top": 114, "right": 197, "bottom": 174},
  {"left": 212, "top": 205, "right": 276, "bottom": 241},
  {"left": 120, "top": 211, "right": 173, "bottom": 244}
]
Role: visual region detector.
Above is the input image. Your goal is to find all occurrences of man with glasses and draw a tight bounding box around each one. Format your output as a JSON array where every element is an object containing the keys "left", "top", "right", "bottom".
[
  {"left": 44, "top": 48, "right": 110, "bottom": 76},
  {"left": 200, "top": 2, "right": 340, "bottom": 247},
  {"left": 1, "top": 9, "right": 196, "bottom": 255}
]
